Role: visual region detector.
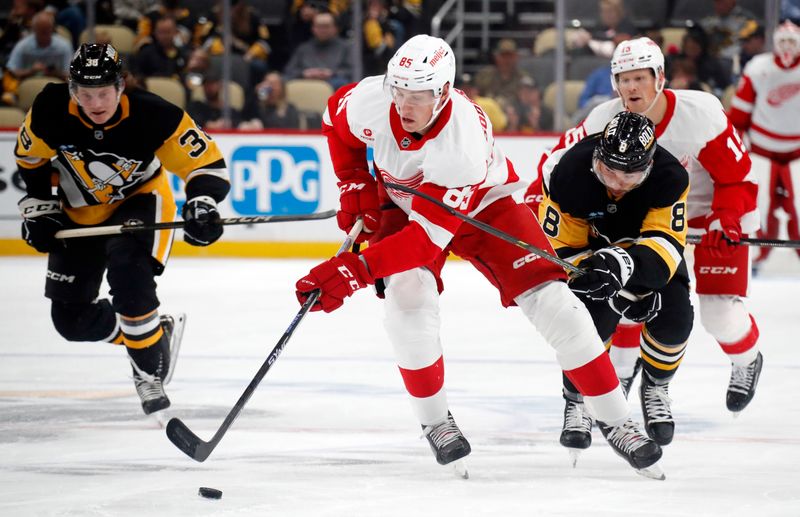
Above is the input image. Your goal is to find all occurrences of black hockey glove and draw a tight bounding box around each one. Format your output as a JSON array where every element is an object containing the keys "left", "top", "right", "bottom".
[
  {"left": 609, "top": 291, "right": 662, "bottom": 323},
  {"left": 182, "top": 195, "right": 223, "bottom": 246},
  {"left": 18, "top": 196, "right": 67, "bottom": 253},
  {"left": 569, "top": 246, "right": 634, "bottom": 301}
]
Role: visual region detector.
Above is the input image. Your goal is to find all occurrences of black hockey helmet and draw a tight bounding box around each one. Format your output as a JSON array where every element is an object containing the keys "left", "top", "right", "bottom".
[
  {"left": 69, "top": 43, "right": 123, "bottom": 88},
  {"left": 594, "top": 111, "right": 656, "bottom": 172}
]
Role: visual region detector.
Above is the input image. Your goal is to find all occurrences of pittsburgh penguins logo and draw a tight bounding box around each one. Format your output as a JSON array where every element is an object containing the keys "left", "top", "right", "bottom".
[{"left": 56, "top": 146, "right": 145, "bottom": 204}]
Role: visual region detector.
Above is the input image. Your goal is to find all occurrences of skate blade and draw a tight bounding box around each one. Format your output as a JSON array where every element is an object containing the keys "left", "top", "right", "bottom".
[
  {"left": 568, "top": 449, "right": 581, "bottom": 468},
  {"left": 164, "top": 313, "right": 186, "bottom": 385},
  {"left": 635, "top": 461, "right": 666, "bottom": 481},
  {"left": 731, "top": 411, "right": 741, "bottom": 419},
  {"left": 450, "top": 459, "right": 469, "bottom": 479},
  {"left": 148, "top": 409, "right": 170, "bottom": 429}
]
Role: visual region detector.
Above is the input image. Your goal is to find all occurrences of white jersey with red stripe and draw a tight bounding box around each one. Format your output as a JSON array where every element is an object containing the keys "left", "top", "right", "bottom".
[
  {"left": 323, "top": 75, "right": 521, "bottom": 243},
  {"left": 323, "top": 76, "right": 524, "bottom": 258},
  {"left": 729, "top": 53, "right": 800, "bottom": 162},
  {"left": 537, "top": 88, "right": 759, "bottom": 233}
]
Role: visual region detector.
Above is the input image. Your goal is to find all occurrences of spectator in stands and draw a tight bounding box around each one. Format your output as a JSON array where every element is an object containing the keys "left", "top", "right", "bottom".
[
  {"left": 3, "top": 10, "right": 72, "bottom": 105},
  {"left": 183, "top": 47, "right": 210, "bottom": 94},
  {"left": 362, "top": 0, "right": 404, "bottom": 76},
  {"left": 738, "top": 23, "right": 765, "bottom": 71},
  {"left": 577, "top": 63, "right": 614, "bottom": 109},
  {"left": 474, "top": 38, "right": 532, "bottom": 108},
  {"left": 239, "top": 71, "right": 302, "bottom": 130},
  {"left": 44, "top": 0, "right": 85, "bottom": 49},
  {"left": 512, "top": 75, "right": 553, "bottom": 132},
  {"left": 137, "top": 0, "right": 195, "bottom": 48},
  {"left": 186, "top": 68, "right": 242, "bottom": 129},
  {"left": 288, "top": 0, "right": 349, "bottom": 51},
  {"left": 115, "top": 0, "right": 155, "bottom": 31},
  {"left": 132, "top": 16, "right": 188, "bottom": 81},
  {"left": 284, "top": 11, "right": 352, "bottom": 90},
  {"left": 667, "top": 57, "right": 704, "bottom": 91},
  {"left": 784, "top": 0, "right": 800, "bottom": 24},
  {"left": 195, "top": 0, "right": 271, "bottom": 88},
  {"left": 569, "top": 0, "right": 636, "bottom": 58},
  {"left": 669, "top": 25, "right": 732, "bottom": 95},
  {"left": 457, "top": 73, "right": 508, "bottom": 132},
  {"left": 0, "top": 0, "right": 44, "bottom": 64},
  {"left": 700, "top": 0, "right": 759, "bottom": 59}
]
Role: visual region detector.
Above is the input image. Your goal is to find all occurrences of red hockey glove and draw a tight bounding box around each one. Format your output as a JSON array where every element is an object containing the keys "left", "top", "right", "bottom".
[
  {"left": 337, "top": 168, "right": 380, "bottom": 243},
  {"left": 700, "top": 211, "right": 741, "bottom": 259},
  {"left": 295, "top": 252, "right": 374, "bottom": 312}
]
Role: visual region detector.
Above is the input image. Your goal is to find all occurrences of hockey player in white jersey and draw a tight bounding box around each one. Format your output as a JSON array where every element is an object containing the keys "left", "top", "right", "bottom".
[
  {"left": 729, "top": 20, "right": 800, "bottom": 267},
  {"left": 524, "top": 37, "right": 763, "bottom": 450},
  {"left": 294, "top": 34, "right": 664, "bottom": 479}
]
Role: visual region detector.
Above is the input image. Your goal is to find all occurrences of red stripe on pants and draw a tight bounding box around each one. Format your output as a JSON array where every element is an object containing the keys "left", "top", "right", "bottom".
[
  {"left": 612, "top": 323, "right": 644, "bottom": 348},
  {"left": 564, "top": 353, "right": 620, "bottom": 397},
  {"left": 398, "top": 356, "right": 445, "bottom": 398},
  {"left": 719, "top": 315, "right": 759, "bottom": 355}
]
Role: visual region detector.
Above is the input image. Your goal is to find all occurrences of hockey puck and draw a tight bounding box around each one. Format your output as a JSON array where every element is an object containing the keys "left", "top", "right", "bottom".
[{"left": 198, "top": 487, "right": 223, "bottom": 499}]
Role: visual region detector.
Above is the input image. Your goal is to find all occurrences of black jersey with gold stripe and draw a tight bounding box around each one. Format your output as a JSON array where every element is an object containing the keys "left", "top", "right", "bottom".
[
  {"left": 15, "top": 83, "right": 229, "bottom": 225},
  {"left": 539, "top": 133, "right": 690, "bottom": 293}
]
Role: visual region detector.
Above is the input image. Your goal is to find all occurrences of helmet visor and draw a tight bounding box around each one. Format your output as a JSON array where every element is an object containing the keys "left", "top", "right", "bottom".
[
  {"left": 388, "top": 84, "right": 439, "bottom": 108},
  {"left": 592, "top": 150, "right": 652, "bottom": 194}
]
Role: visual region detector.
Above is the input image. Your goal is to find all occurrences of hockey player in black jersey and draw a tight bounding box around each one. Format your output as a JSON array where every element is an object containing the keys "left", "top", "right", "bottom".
[
  {"left": 539, "top": 112, "right": 693, "bottom": 468},
  {"left": 15, "top": 43, "right": 230, "bottom": 416}
]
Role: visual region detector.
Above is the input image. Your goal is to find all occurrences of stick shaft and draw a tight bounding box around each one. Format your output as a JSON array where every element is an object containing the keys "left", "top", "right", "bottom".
[
  {"left": 686, "top": 234, "right": 800, "bottom": 249},
  {"left": 55, "top": 210, "right": 337, "bottom": 239},
  {"left": 382, "top": 182, "right": 640, "bottom": 301},
  {"left": 165, "top": 220, "right": 363, "bottom": 461}
]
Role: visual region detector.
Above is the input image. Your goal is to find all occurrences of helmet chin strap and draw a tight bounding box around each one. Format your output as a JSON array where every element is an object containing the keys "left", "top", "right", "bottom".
[{"left": 420, "top": 94, "right": 448, "bottom": 132}]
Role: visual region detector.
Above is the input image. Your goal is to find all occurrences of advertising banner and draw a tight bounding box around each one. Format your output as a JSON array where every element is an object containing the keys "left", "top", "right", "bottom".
[{"left": 0, "top": 131, "right": 558, "bottom": 252}]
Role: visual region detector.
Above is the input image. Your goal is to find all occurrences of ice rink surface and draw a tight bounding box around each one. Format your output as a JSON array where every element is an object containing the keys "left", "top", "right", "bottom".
[{"left": 1, "top": 252, "right": 799, "bottom": 517}]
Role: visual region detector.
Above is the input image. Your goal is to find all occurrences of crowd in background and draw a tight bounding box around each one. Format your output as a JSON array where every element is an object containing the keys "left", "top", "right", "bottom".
[{"left": 0, "top": 0, "right": 795, "bottom": 132}]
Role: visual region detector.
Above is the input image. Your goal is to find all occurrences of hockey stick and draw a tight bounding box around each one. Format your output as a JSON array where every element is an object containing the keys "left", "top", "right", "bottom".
[
  {"left": 686, "top": 234, "right": 800, "bottom": 249},
  {"left": 53, "top": 210, "right": 337, "bottom": 239},
  {"left": 383, "top": 182, "right": 640, "bottom": 301},
  {"left": 165, "top": 219, "right": 364, "bottom": 462}
]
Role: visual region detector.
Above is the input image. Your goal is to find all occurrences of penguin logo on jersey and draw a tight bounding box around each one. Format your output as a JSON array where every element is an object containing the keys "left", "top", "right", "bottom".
[{"left": 56, "top": 146, "right": 145, "bottom": 204}]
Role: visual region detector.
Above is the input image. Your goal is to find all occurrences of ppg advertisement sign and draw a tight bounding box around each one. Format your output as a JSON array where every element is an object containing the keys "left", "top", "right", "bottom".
[{"left": 229, "top": 145, "right": 321, "bottom": 215}]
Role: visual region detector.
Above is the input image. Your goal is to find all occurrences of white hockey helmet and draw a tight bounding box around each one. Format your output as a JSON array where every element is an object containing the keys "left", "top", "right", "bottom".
[
  {"left": 385, "top": 34, "right": 455, "bottom": 98},
  {"left": 609, "top": 37, "right": 665, "bottom": 91},
  {"left": 774, "top": 20, "right": 800, "bottom": 67}
]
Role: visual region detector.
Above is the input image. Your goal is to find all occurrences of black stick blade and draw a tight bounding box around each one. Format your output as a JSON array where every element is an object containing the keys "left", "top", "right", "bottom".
[{"left": 166, "top": 417, "right": 212, "bottom": 462}]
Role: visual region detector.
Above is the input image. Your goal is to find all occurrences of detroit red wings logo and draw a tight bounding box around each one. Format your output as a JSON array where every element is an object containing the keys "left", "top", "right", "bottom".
[
  {"left": 379, "top": 168, "right": 423, "bottom": 199},
  {"left": 767, "top": 83, "right": 800, "bottom": 106}
]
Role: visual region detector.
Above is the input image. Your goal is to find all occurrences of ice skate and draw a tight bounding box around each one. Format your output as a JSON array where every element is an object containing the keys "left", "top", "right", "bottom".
[
  {"left": 619, "top": 358, "right": 642, "bottom": 399},
  {"left": 160, "top": 313, "right": 186, "bottom": 385},
  {"left": 130, "top": 358, "right": 170, "bottom": 415},
  {"left": 639, "top": 373, "right": 674, "bottom": 445},
  {"left": 598, "top": 419, "right": 665, "bottom": 480},
  {"left": 422, "top": 412, "right": 471, "bottom": 478},
  {"left": 559, "top": 398, "right": 592, "bottom": 467},
  {"left": 727, "top": 352, "right": 763, "bottom": 414},
  {"left": 128, "top": 331, "right": 171, "bottom": 415}
]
